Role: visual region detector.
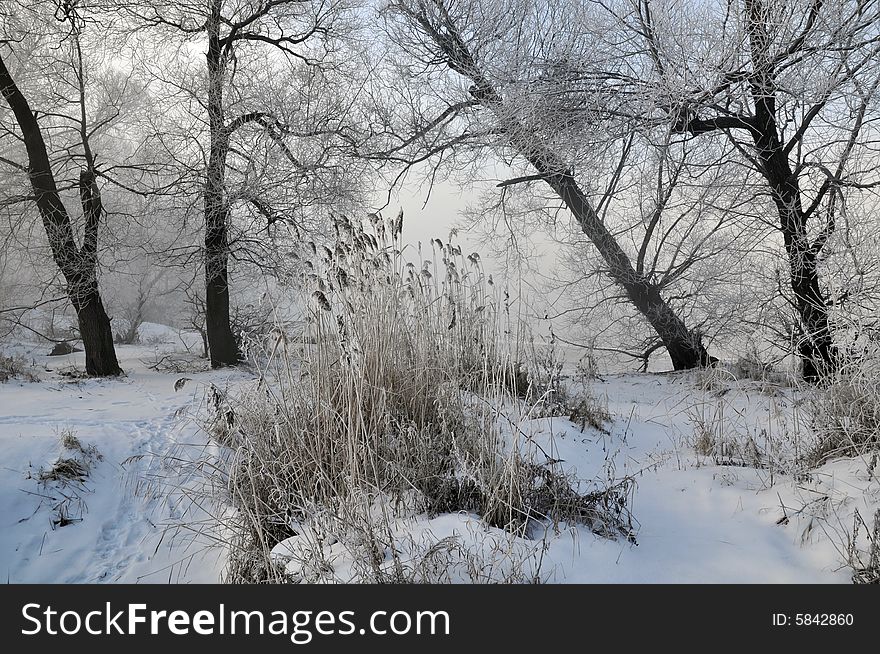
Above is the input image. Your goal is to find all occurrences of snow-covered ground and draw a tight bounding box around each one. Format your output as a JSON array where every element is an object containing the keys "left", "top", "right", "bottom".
[
  {"left": 0, "top": 324, "right": 240, "bottom": 583},
  {"left": 520, "top": 377, "right": 875, "bottom": 583},
  {"left": 1, "top": 324, "right": 877, "bottom": 583}
]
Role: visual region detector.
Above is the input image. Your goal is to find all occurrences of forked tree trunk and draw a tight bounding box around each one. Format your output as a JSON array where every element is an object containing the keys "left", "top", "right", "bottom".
[
  {"left": 0, "top": 53, "right": 121, "bottom": 377},
  {"left": 756, "top": 135, "right": 837, "bottom": 381},
  {"left": 74, "top": 284, "right": 122, "bottom": 376},
  {"left": 672, "top": 8, "right": 839, "bottom": 380},
  {"left": 677, "top": 101, "right": 838, "bottom": 379}
]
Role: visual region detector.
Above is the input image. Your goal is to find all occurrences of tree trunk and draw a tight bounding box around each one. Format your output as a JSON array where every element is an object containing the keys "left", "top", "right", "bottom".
[
  {"left": 204, "top": 226, "right": 239, "bottom": 367},
  {"left": 546, "top": 170, "right": 711, "bottom": 370},
  {"left": 772, "top": 195, "right": 836, "bottom": 381},
  {"left": 203, "top": 2, "right": 240, "bottom": 368},
  {"left": 0, "top": 52, "right": 121, "bottom": 377},
  {"left": 676, "top": 1, "right": 840, "bottom": 381},
  {"left": 748, "top": 68, "right": 837, "bottom": 380},
  {"left": 793, "top": 267, "right": 836, "bottom": 382},
  {"left": 73, "top": 284, "right": 122, "bottom": 376}
]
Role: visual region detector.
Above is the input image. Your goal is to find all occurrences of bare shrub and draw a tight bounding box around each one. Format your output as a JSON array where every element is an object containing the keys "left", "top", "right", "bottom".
[
  {"left": 112, "top": 269, "right": 170, "bottom": 345},
  {"left": 725, "top": 344, "right": 795, "bottom": 388},
  {"left": 230, "top": 300, "right": 274, "bottom": 351},
  {"left": 144, "top": 351, "right": 211, "bottom": 374}
]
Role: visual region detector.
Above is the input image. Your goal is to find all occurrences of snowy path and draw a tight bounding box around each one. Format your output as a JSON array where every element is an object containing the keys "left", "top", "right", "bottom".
[{"left": 0, "top": 345, "right": 231, "bottom": 583}]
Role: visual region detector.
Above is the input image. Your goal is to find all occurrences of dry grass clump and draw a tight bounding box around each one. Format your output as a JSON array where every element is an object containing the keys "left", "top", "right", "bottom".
[
  {"left": 28, "top": 430, "right": 103, "bottom": 528},
  {"left": 0, "top": 352, "right": 40, "bottom": 383},
  {"left": 683, "top": 370, "right": 814, "bottom": 479},
  {"left": 686, "top": 388, "right": 764, "bottom": 467},
  {"left": 38, "top": 457, "right": 90, "bottom": 483},
  {"left": 565, "top": 389, "right": 612, "bottom": 433},
  {"left": 683, "top": 344, "right": 880, "bottom": 473},
  {"left": 38, "top": 429, "right": 103, "bottom": 483},
  {"left": 494, "top": 335, "right": 612, "bottom": 431},
  {"left": 208, "top": 212, "right": 634, "bottom": 583},
  {"left": 808, "top": 345, "right": 880, "bottom": 466},
  {"left": 849, "top": 509, "right": 880, "bottom": 584}
]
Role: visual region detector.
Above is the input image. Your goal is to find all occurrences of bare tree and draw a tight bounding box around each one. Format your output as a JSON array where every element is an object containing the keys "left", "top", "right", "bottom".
[
  {"left": 376, "top": 0, "right": 713, "bottom": 369},
  {"left": 111, "top": 267, "right": 170, "bottom": 345},
  {"left": 0, "top": 4, "right": 121, "bottom": 375},
  {"left": 116, "top": 0, "right": 359, "bottom": 368},
  {"left": 616, "top": 0, "right": 880, "bottom": 379}
]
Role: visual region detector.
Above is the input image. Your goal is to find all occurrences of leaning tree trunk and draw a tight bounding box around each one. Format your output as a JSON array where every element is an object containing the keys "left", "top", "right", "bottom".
[
  {"left": 468, "top": 90, "right": 710, "bottom": 369},
  {"left": 402, "top": 8, "right": 712, "bottom": 370},
  {"left": 544, "top": 168, "right": 711, "bottom": 370},
  {"left": 0, "top": 53, "right": 121, "bottom": 377},
  {"left": 203, "top": 3, "right": 240, "bottom": 368}
]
